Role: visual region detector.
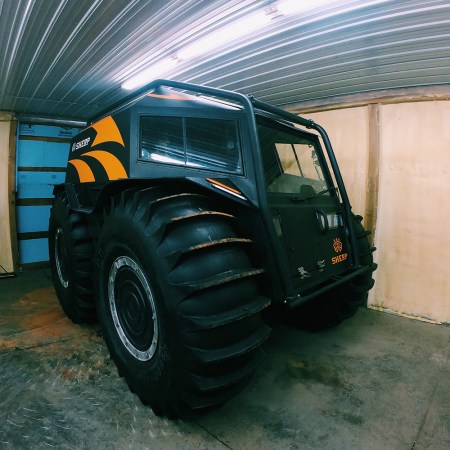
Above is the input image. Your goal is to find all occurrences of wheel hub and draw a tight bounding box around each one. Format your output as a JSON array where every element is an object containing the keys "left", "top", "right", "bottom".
[{"left": 108, "top": 256, "right": 158, "bottom": 361}]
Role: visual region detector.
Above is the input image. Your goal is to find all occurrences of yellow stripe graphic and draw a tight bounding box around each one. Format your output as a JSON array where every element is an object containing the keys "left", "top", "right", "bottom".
[
  {"left": 88, "top": 116, "right": 125, "bottom": 147},
  {"left": 83, "top": 150, "right": 128, "bottom": 180},
  {"left": 68, "top": 159, "right": 95, "bottom": 183},
  {"left": 206, "top": 178, "right": 242, "bottom": 195}
]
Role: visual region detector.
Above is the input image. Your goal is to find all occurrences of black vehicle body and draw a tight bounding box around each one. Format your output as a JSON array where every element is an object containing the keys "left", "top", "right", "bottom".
[
  {"left": 62, "top": 79, "right": 367, "bottom": 309},
  {"left": 50, "top": 79, "right": 376, "bottom": 417}
]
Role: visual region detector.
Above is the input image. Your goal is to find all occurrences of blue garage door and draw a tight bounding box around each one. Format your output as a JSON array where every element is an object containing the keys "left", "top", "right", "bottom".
[{"left": 16, "top": 123, "right": 80, "bottom": 268}]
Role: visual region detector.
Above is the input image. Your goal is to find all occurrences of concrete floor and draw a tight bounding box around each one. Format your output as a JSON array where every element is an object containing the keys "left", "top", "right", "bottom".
[{"left": 0, "top": 270, "right": 449, "bottom": 450}]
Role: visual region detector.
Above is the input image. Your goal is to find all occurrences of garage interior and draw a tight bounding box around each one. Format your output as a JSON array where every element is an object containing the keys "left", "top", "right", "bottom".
[{"left": 0, "top": 0, "right": 449, "bottom": 449}]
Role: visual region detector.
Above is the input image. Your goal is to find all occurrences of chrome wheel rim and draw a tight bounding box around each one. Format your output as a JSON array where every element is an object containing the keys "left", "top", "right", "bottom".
[{"left": 108, "top": 256, "right": 158, "bottom": 361}]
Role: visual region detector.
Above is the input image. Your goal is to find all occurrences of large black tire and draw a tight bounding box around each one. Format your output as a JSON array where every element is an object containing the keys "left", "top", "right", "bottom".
[
  {"left": 286, "top": 214, "right": 377, "bottom": 331},
  {"left": 48, "top": 190, "right": 96, "bottom": 323},
  {"left": 95, "top": 188, "right": 271, "bottom": 418}
]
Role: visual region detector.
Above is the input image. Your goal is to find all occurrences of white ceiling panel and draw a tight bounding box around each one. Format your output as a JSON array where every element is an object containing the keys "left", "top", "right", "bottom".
[{"left": 1, "top": 0, "right": 449, "bottom": 120}]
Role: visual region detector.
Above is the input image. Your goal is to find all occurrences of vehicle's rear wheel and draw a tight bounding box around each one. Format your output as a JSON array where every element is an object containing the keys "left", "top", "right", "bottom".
[
  {"left": 287, "top": 214, "right": 377, "bottom": 331},
  {"left": 48, "top": 190, "right": 96, "bottom": 323},
  {"left": 95, "top": 188, "right": 271, "bottom": 418}
]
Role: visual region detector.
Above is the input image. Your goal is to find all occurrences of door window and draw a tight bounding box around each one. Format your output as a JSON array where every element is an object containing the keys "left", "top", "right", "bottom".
[{"left": 258, "top": 121, "right": 329, "bottom": 197}]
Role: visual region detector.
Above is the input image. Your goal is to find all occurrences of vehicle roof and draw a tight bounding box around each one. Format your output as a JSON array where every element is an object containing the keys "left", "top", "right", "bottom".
[{"left": 129, "top": 86, "right": 241, "bottom": 112}]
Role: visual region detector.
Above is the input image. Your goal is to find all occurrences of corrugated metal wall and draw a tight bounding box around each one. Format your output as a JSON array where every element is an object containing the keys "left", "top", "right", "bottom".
[{"left": 182, "top": 0, "right": 450, "bottom": 104}]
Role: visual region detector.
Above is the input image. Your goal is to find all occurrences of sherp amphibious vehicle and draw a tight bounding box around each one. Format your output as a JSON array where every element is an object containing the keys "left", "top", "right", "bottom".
[{"left": 49, "top": 80, "right": 376, "bottom": 418}]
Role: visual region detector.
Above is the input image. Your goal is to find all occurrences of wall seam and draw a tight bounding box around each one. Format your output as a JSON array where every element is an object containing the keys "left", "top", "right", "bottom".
[
  {"left": 364, "top": 104, "right": 380, "bottom": 244},
  {"left": 8, "top": 119, "right": 19, "bottom": 273}
]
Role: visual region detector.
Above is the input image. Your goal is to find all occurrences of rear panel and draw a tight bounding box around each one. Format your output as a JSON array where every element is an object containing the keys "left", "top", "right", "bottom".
[
  {"left": 270, "top": 195, "right": 351, "bottom": 293},
  {"left": 64, "top": 87, "right": 259, "bottom": 211}
]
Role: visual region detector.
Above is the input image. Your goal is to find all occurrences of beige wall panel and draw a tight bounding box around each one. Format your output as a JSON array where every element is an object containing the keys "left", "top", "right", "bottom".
[
  {"left": 0, "top": 119, "right": 14, "bottom": 274},
  {"left": 303, "top": 107, "right": 370, "bottom": 217},
  {"left": 374, "top": 102, "right": 450, "bottom": 323}
]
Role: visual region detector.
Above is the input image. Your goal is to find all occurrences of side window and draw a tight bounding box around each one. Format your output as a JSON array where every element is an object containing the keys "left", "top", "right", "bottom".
[
  {"left": 140, "top": 116, "right": 184, "bottom": 165},
  {"left": 185, "top": 118, "right": 242, "bottom": 173},
  {"left": 139, "top": 116, "right": 242, "bottom": 174}
]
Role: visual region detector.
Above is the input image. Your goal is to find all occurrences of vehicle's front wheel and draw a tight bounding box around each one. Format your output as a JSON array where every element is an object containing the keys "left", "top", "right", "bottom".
[{"left": 95, "top": 188, "right": 271, "bottom": 418}]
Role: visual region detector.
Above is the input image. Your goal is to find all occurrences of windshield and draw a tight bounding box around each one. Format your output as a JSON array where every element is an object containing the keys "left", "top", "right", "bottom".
[{"left": 258, "top": 119, "right": 330, "bottom": 198}]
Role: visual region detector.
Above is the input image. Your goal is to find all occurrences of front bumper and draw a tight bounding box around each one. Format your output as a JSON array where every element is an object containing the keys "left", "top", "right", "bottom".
[{"left": 285, "top": 265, "right": 370, "bottom": 309}]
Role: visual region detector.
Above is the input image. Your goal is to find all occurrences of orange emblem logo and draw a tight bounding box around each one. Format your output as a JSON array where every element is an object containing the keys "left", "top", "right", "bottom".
[{"left": 333, "top": 238, "right": 343, "bottom": 253}]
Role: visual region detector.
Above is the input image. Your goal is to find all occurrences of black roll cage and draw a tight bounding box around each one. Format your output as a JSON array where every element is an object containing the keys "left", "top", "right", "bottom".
[{"left": 91, "top": 79, "right": 360, "bottom": 270}]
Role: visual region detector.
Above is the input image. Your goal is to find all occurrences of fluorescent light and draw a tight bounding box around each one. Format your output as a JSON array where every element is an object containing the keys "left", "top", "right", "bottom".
[
  {"left": 177, "top": 10, "right": 271, "bottom": 61},
  {"left": 122, "top": 10, "right": 271, "bottom": 90},
  {"left": 121, "top": 58, "right": 177, "bottom": 90},
  {"left": 278, "top": 0, "right": 389, "bottom": 15},
  {"left": 277, "top": 0, "right": 338, "bottom": 15}
]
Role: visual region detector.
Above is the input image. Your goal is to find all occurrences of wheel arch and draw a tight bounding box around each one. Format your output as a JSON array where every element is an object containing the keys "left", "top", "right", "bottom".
[
  {"left": 56, "top": 177, "right": 280, "bottom": 302},
  {"left": 60, "top": 177, "right": 255, "bottom": 214}
]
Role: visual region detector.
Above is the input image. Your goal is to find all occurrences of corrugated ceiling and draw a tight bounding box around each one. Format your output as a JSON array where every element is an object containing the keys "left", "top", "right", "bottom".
[{"left": 1, "top": 0, "right": 450, "bottom": 121}]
